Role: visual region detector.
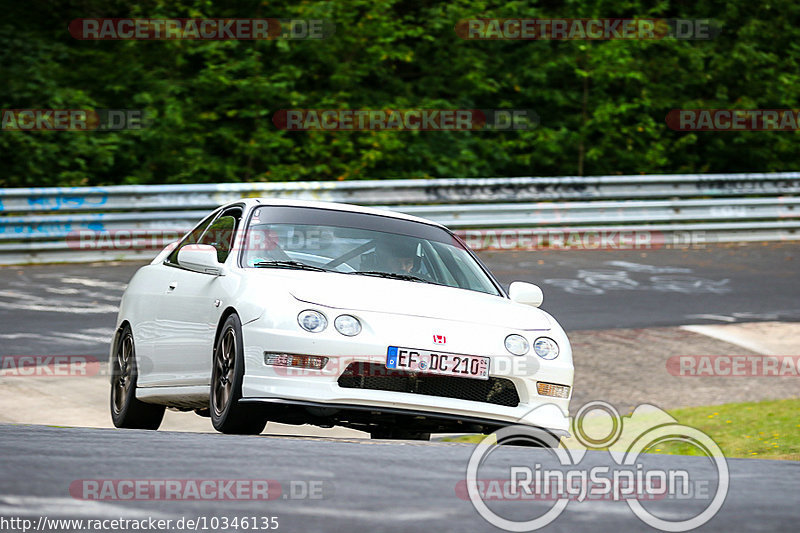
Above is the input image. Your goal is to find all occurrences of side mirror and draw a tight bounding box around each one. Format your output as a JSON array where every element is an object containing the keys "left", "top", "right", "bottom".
[
  {"left": 509, "top": 281, "right": 543, "bottom": 307},
  {"left": 177, "top": 244, "right": 224, "bottom": 276}
]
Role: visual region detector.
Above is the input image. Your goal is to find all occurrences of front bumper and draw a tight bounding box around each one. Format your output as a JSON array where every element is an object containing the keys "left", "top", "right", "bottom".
[
  {"left": 239, "top": 397, "right": 571, "bottom": 437},
  {"left": 241, "top": 313, "right": 574, "bottom": 433}
]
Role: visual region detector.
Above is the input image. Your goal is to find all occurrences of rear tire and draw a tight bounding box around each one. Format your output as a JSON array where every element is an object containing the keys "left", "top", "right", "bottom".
[
  {"left": 210, "top": 313, "right": 267, "bottom": 435},
  {"left": 110, "top": 325, "right": 165, "bottom": 430}
]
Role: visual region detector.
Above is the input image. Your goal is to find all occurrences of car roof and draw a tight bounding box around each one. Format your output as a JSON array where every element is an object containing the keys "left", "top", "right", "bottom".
[{"left": 229, "top": 198, "right": 448, "bottom": 229}]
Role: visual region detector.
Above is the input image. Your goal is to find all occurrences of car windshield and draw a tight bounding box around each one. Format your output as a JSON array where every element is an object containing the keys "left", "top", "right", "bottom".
[{"left": 241, "top": 206, "right": 501, "bottom": 296}]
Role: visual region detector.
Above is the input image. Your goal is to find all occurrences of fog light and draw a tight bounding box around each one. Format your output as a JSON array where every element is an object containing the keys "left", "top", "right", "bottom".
[
  {"left": 264, "top": 352, "right": 329, "bottom": 370},
  {"left": 298, "top": 310, "right": 327, "bottom": 333},
  {"left": 533, "top": 337, "right": 559, "bottom": 360},
  {"left": 334, "top": 315, "right": 362, "bottom": 336},
  {"left": 504, "top": 334, "right": 530, "bottom": 356},
  {"left": 537, "top": 382, "right": 571, "bottom": 398}
]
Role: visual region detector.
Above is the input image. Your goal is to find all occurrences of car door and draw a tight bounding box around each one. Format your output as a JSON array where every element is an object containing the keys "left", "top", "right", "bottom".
[
  {"left": 129, "top": 262, "right": 186, "bottom": 387},
  {"left": 153, "top": 207, "right": 242, "bottom": 386},
  {"left": 141, "top": 210, "right": 217, "bottom": 386}
]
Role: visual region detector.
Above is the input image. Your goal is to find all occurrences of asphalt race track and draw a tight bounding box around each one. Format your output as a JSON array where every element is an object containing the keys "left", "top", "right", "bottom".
[
  {"left": 481, "top": 242, "right": 800, "bottom": 330},
  {"left": 1, "top": 424, "right": 798, "bottom": 533},
  {"left": 1, "top": 242, "right": 799, "bottom": 357},
  {"left": 1, "top": 242, "right": 799, "bottom": 532}
]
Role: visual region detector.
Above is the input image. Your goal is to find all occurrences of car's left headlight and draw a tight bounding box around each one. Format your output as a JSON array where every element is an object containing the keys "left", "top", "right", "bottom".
[
  {"left": 504, "top": 334, "right": 529, "bottom": 356},
  {"left": 533, "top": 337, "right": 559, "bottom": 360},
  {"left": 334, "top": 314, "right": 362, "bottom": 336}
]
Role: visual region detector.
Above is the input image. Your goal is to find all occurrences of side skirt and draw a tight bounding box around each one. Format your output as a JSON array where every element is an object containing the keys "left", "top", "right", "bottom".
[{"left": 136, "top": 385, "right": 210, "bottom": 409}]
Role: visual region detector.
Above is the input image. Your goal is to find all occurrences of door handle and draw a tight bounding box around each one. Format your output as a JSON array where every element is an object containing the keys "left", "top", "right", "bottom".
[{"left": 168, "top": 281, "right": 177, "bottom": 291}]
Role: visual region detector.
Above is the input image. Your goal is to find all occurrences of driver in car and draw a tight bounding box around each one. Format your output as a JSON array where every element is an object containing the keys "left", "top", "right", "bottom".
[{"left": 377, "top": 239, "right": 423, "bottom": 275}]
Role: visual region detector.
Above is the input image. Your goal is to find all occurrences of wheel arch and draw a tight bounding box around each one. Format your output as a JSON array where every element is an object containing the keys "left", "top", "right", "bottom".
[
  {"left": 213, "top": 307, "right": 240, "bottom": 356},
  {"left": 109, "top": 320, "right": 132, "bottom": 366}
]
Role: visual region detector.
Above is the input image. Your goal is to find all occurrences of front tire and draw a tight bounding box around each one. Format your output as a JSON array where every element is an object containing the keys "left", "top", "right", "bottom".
[
  {"left": 496, "top": 429, "right": 561, "bottom": 448},
  {"left": 210, "top": 313, "right": 267, "bottom": 435},
  {"left": 110, "top": 325, "right": 165, "bottom": 430}
]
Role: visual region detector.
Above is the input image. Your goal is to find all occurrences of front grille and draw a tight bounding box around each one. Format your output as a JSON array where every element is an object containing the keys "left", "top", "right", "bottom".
[{"left": 337, "top": 362, "right": 520, "bottom": 407}]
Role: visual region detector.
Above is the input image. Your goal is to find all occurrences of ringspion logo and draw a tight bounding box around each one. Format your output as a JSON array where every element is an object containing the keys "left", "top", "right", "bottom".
[{"left": 464, "top": 401, "right": 729, "bottom": 531}]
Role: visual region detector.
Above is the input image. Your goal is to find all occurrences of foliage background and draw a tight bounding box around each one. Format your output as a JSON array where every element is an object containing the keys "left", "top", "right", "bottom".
[{"left": 1, "top": 0, "right": 799, "bottom": 187}]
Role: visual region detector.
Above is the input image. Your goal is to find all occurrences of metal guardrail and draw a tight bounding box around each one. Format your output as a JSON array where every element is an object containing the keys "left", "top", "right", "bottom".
[
  {"left": 1, "top": 172, "right": 799, "bottom": 212},
  {"left": 0, "top": 172, "right": 798, "bottom": 264}
]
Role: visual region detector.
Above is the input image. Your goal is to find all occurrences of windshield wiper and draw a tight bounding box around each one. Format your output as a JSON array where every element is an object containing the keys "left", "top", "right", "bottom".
[
  {"left": 252, "top": 260, "right": 330, "bottom": 272},
  {"left": 347, "top": 271, "right": 432, "bottom": 284}
]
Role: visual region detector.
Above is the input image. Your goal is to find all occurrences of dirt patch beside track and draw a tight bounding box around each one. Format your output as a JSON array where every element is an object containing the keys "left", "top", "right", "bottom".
[{"left": 570, "top": 321, "right": 800, "bottom": 414}]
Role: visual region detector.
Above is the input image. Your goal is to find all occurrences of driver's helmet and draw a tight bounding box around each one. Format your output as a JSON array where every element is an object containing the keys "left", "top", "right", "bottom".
[{"left": 375, "top": 237, "right": 419, "bottom": 274}]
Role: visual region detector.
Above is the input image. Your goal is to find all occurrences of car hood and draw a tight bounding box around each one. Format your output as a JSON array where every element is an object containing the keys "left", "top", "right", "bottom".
[{"left": 270, "top": 271, "right": 551, "bottom": 330}]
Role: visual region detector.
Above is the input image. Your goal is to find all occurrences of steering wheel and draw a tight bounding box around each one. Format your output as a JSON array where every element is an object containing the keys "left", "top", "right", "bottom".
[{"left": 324, "top": 240, "right": 376, "bottom": 269}]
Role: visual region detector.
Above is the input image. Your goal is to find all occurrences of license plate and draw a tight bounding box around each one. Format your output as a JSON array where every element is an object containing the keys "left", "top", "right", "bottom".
[{"left": 386, "top": 346, "right": 489, "bottom": 380}]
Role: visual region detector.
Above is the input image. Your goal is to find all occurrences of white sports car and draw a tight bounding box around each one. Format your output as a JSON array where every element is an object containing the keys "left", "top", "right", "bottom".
[{"left": 110, "top": 199, "right": 573, "bottom": 440}]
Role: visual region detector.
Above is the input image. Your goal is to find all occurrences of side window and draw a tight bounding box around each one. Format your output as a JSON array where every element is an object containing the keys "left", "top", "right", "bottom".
[
  {"left": 165, "top": 211, "right": 219, "bottom": 265},
  {"left": 199, "top": 212, "right": 239, "bottom": 263}
]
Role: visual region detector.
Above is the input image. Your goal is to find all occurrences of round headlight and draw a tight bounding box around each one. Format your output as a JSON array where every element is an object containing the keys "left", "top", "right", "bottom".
[
  {"left": 334, "top": 315, "right": 362, "bottom": 336},
  {"left": 298, "top": 310, "right": 327, "bottom": 333},
  {"left": 533, "top": 337, "right": 559, "bottom": 360},
  {"left": 504, "top": 334, "right": 530, "bottom": 356}
]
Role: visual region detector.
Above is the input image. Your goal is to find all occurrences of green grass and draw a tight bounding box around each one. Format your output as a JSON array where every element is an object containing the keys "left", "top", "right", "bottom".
[
  {"left": 441, "top": 398, "right": 800, "bottom": 460},
  {"left": 644, "top": 398, "right": 800, "bottom": 460}
]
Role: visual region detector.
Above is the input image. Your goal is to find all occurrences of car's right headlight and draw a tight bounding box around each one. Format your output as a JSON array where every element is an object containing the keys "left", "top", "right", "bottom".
[
  {"left": 298, "top": 310, "right": 327, "bottom": 333},
  {"left": 533, "top": 337, "right": 559, "bottom": 360},
  {"left": 334, "top": 314, "right": 362, "bottom": 336}
]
